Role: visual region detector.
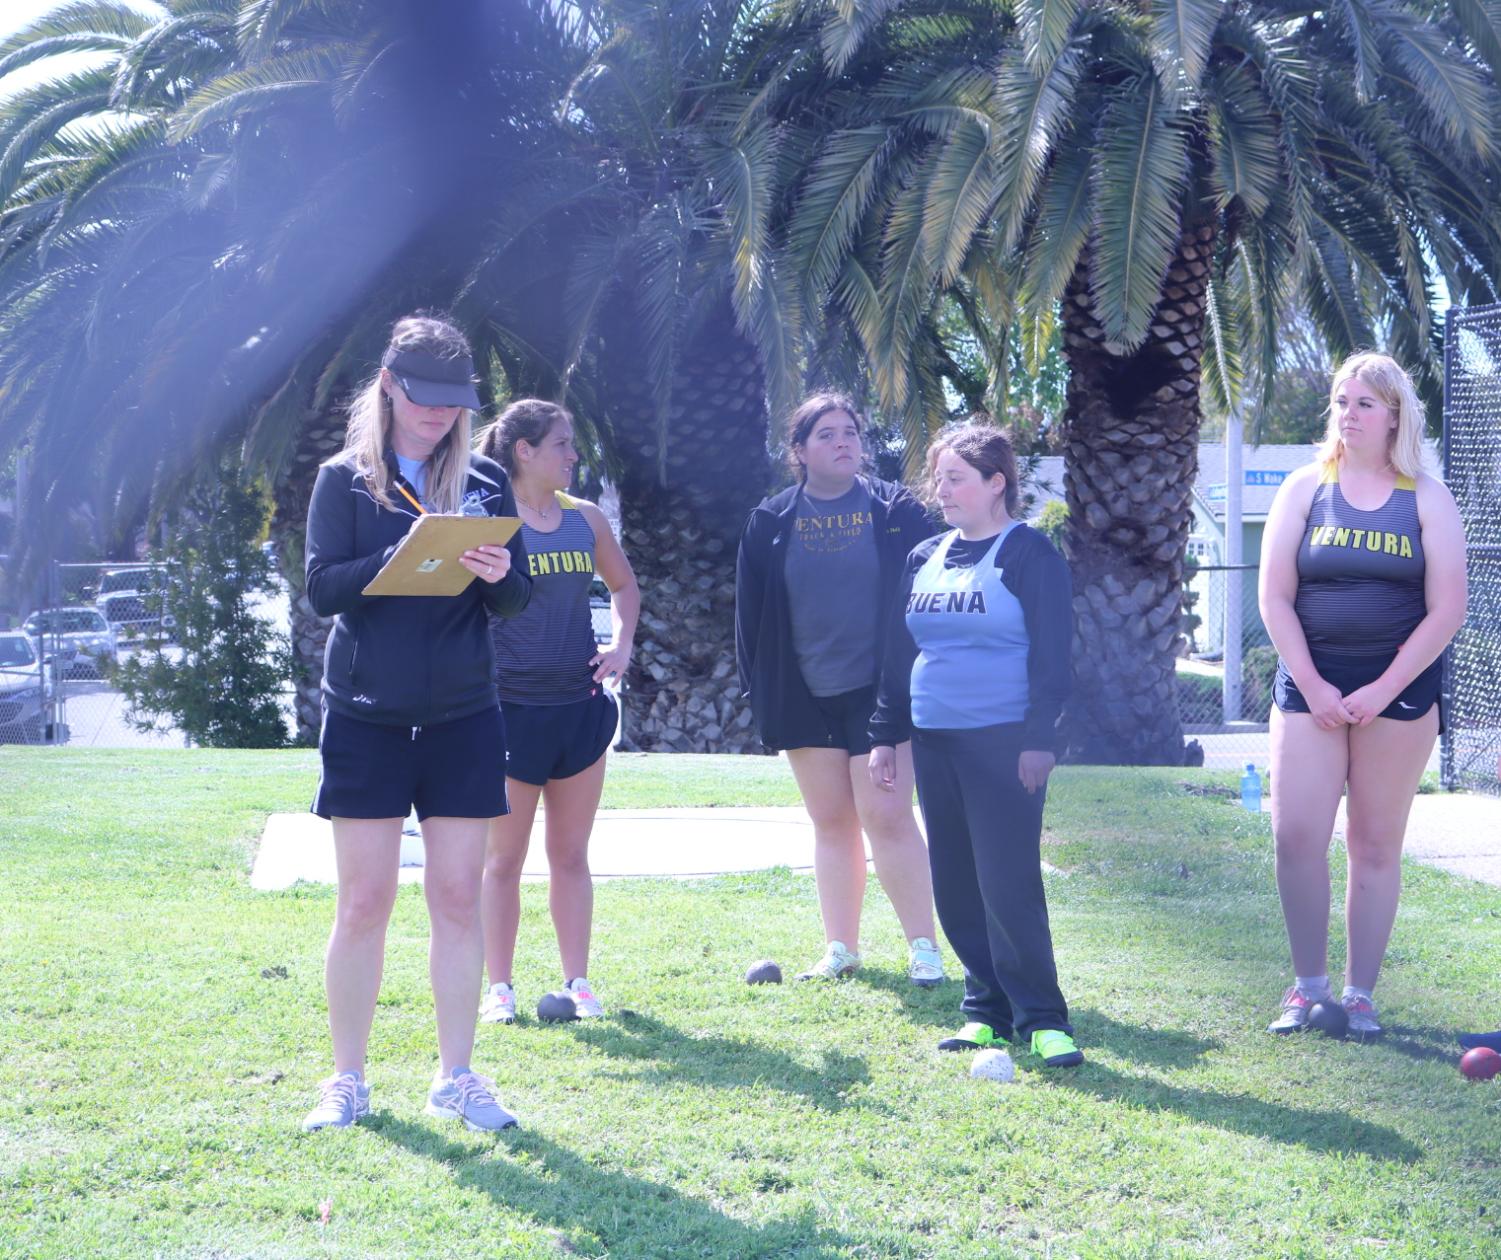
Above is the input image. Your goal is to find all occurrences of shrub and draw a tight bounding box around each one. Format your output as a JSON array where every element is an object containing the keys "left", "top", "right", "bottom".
[{"left": 1241, "top": 645, "right": 1279, "bottom": 721}]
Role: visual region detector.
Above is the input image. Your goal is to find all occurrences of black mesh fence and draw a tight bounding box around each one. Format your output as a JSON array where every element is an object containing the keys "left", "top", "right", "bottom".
[{"left": 1442, "top": 304, "right": 1501, "bottom": 796}]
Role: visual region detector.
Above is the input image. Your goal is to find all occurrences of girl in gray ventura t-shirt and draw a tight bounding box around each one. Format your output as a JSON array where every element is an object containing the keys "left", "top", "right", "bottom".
[{"left": 736, "top": 392, "right": 945, "bottom": 987}]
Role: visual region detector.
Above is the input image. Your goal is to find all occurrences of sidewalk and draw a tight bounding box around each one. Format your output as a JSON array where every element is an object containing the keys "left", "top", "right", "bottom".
[{"left": 248, "top": 792, "right": 1501, "bottom": 891}]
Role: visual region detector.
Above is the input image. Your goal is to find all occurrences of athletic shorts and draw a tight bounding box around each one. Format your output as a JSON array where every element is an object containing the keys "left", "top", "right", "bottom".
[
  {"left": 782, "top": 683, "right": 877, "bottom": 757},
  {"left": 1273, "top": 649, "right": 1443, "bottom": 725},
  {"left": 501, "top": 689, "right": 617, "bottom": 785},
  {"left": 312, "top": 706, "right": 509, "bottom": 821}
]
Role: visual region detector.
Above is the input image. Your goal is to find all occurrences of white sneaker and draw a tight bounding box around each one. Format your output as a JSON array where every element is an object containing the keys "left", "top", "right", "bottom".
[
  {"left": 479, "top": 982, "right": 517, "bottom": 1024},
  {"left": 566, "top": 976, "right": 604, "bottom": 1018},
  {"left": 907, "top": 937, "right": 945, "bottom": 988},
  {"left": 796, "top": 940, "right": 861, "bottom": 980}
]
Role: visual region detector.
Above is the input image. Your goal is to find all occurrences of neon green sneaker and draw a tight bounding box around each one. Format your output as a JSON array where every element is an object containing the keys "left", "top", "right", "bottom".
[
  {"left": 1030, "top": 1029, "right": 1084, "bottom": 1067},
  {"left": 937, "top": 1022, "right": 999, "bottom": 1052}
]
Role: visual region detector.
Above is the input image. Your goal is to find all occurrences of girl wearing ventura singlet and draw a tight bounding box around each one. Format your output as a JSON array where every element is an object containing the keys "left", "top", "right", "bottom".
[
  {"left": 1260, "top": 353, "right": 1466, "bottom": 1040},
  {"left": 302, "top": 313, "right": 530, "bottom": 1134},
  {"left": 736, "top": 393, "right": 944, "bottom": 984},
  {"left": 869, "top": 423, "right": 1083, "bottom": 1068},
  {"left": 475, "top": 400, "right": 639, "bottom": 1023}
]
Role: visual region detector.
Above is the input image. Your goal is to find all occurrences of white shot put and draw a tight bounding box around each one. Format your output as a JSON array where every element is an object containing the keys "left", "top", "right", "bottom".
[{"left": 969, "top": 1048, "right": 1016, "bottom": 1083}]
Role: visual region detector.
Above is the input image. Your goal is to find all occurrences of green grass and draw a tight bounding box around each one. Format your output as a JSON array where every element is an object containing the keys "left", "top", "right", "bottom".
[{"left": 2, "top": 749, "right": 1499, "bottom": 1259}]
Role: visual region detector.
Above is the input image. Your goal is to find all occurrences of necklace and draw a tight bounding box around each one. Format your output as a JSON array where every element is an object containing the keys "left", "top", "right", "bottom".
[{"left": 515, "top": 490, "right": 556, "bottom": 521}]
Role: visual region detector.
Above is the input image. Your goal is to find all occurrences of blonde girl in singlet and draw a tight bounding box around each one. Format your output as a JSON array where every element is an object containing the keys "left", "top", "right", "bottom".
[{"left": 1259, "top": 353, "right": 1467, "bottom": 1039}]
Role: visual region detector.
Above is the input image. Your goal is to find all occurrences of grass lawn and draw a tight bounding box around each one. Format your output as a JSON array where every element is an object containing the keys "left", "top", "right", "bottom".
[{"left": 2, "top": 749, "right": 1499, "bottom": 1259}]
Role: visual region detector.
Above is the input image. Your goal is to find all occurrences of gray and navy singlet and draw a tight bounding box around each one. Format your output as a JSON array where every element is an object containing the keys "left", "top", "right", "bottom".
[
  {"left": 1294, "top": 465, "right": 1426, "bottom": 657},
  {"left": 490, "top": 492, "right": 598, "bottom": 705}
]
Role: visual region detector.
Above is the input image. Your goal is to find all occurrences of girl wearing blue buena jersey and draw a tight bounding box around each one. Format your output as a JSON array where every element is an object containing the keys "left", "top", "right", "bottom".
[{"left": 869, "top": 423, "right": 1082, "bottom": 1068}]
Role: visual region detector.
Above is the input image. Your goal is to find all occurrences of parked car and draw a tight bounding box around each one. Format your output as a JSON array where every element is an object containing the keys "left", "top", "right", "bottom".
[
  {"left": 96, "top": 564, "right": 174, "bottom": 600},
  {"left": 97, "top": 591, "right": 177, "bottom": 642},
  {"left": 22, "top": 606, "right": 118, "bottom": 677},
  {"left": 0, "top": 631, "right": 52, "bottom": 743}
]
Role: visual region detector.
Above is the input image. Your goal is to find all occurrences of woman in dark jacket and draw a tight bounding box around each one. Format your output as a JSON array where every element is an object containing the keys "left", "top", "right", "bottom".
[
  {"left": 736, "top": 393, "right": 943, "bottom": 984},
  {"left": 301, "top": 312, "right": 530, "bottom": 1134}
]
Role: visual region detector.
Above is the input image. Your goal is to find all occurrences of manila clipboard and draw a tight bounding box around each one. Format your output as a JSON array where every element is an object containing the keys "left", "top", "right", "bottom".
[{"left": 362, "top": 514, "right": 521, "bottom": 596}]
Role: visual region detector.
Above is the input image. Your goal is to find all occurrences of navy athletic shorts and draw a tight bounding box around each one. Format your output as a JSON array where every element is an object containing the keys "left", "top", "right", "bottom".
[
  {"left": 501, "top": 688, "right": 617, "bottom": 785},
  {"left": 783, "top": 683, "right": 877, "bottom": 757},
  {"left": 1273, "top": 650, "right": 1443, "bottom": 726},
  {"left": 312, "top": 705, "right": 509, "bottom": 821}
]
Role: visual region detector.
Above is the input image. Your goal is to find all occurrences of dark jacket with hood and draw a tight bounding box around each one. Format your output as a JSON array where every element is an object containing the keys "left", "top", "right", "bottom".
[
  {"left": 306, "top": 448, "right": 531, "bottom": 728},
  {"left": 735, "top": 474, "right": 936, "bottom": 750}
]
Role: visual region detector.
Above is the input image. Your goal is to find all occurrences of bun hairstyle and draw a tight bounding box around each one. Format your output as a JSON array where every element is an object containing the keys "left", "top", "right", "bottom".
[
  {"left": 332, "top": 311, "right": 477, "bottom": 515},
  {"left": 1318, "top": 352, "right": 1428, "bottom": 480},
  {"left": 786, "top": 392, "right": 865, "bottom": 480},
  {"left": 924, "top": 420, "right": 1022, "bottom": 517},
  {"left": 478, "top": 399, "right": 571, "bottom": 474}
]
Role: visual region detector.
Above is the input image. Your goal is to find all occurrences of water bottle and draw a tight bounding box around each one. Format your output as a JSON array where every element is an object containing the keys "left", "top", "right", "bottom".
[{"left": 1241, "top": 763, "right": 1262, "bottom": 813}]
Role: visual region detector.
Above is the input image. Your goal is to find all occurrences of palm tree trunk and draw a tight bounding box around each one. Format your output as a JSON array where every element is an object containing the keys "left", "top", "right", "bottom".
[
  {"left": 1059, "top": 224, "right": 1214, "bottom": 764},
  {"left": 600, "top": 299, "right": 771, "bottom": 752},
  {"left": 270, "top": 412, "right": 347, "bottom": 744}
]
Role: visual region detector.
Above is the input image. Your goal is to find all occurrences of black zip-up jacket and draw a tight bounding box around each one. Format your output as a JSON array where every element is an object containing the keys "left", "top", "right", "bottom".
[
  {"left": 868, "top": 524, "right": 1072, "bottom": 752},
  {"left": 735, "top": 475, "right": 937, "bottom": 750},
  {"left": 306, "top": 450, "right": 531, "bottom": 727}
]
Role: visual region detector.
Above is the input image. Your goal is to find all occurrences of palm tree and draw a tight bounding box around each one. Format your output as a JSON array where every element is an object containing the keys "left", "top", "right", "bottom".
[
  {"left": 0, "top": 0, "right": 817, "bottom": 748},
  {"left": 778, "top": 0, "right": 1501, "bottom": 763}
]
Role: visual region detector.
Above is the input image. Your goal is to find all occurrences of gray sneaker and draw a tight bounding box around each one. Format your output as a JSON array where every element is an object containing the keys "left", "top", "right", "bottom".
[
  {"left": 566, "top": 976, "right": 604, "bottom": 1018},
  {"left": 1267, "top": 986, "right": 1316, "bottom": 1035},
  {"left": 303, "top": 1071, "right": 370, "bottom": 1131},
  {"left": 426, "top": 1069, "right": 518, "bottom": 1132},
  {"left": 1342, "top": 994, "right": 1383, "bottom": 1041}
]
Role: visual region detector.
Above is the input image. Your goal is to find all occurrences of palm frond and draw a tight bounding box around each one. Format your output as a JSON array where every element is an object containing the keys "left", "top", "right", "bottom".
[
  {"left": 709, "top": 122, "right": 778, "bottom": 324},
  {"left": 168, "top": 47, "right": 346, "bottom": 140},
  {"left": 1207, "top": 62, "right": 1279, "bottom": 217},
  {"left": 1330, "top": 0, "right": 1383, "bottom": 102},
  {"left": 1199, "top": 272, "right": 1242, "bottom": 414},
  {"left": 1380, "top": 11, "right": 1494, "bottom": 159},
  {"left": 1021, "top": 126, "right": 1093, "bottom": 313},
  {"left": 1088, "top": 75, "right": 1189, "bottom": 348},
  {"left": 785, "top": 124, "right": 891, "bottom": 310},
  {"left": 0, "top": 2, "right": 155, "bottom": 60},
  {"left": 921, "top": 113, "right": 996, "bottom": 288},
  {"left": 1148, "top": 0, "right": 1224, "bottom": 86},
  {"left": 819, "top": 0, "right": 903, "bottom": 76},
  {"left": 1018, "top": 0, "right": 1082, "bottom": 74},
  {"left": 992, "top": 43, "right": 1082, "bottom": 251}
]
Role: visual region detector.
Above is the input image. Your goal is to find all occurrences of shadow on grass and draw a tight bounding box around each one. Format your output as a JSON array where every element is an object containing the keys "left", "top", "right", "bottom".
[
  {"left": 847, "top": 967, "right": 961, "bottom": 1029},
  {"left": 371, "top": 1116, "right": 847, "bottom": 1259},
  {"left": 561, "top": 1009, "right": 882, "bottom": 1114},
  {"left": 1071, "top": 1008, "right": 1220, "bottom": 1070},
  {"left": 1045, "top": 1062, "right": 1421, "bottom": 1162}
]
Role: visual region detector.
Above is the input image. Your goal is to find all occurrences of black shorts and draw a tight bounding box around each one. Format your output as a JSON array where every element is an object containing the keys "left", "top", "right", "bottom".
[
  {"left": 1273, "top": 650, "right": 1443, "bottom": 724},
  {"left": 783, "top": 683, "right": 877, "bottom": 757},
  {"left": 501, "top": 689, "right": 617, "bottom": 785},
  {"left": 312, "top": 706, "right": 509, "bottom": 821}
]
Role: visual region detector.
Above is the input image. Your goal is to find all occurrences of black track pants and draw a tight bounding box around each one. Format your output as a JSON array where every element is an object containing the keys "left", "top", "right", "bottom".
[{"left": 911, "top": 722, "right": 1072, "bottom": 1039}]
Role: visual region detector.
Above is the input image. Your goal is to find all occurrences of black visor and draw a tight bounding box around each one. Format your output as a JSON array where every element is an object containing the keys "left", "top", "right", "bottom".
[{"left": 382, "top": 347, "right": 483, "bottom": 410}]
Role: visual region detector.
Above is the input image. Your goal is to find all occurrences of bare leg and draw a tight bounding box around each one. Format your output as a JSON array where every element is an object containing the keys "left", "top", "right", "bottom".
[
  {"left": 1269, "top": 709, "right": 1349, "bottom": 978},
  {"left": 421, "top": 816, "right": 490, "bottom": 1075},
  {"left": 1343, "top": 708, "right": 1438, "bottom": 991},
  {"left": 849, "top": 741, "right": 935, "bottom": 943},
  {"left": 542, "top": 752, "right": 609, "bottom": 981},
  {"left": 787, "top": 746, "right": 865, "bottom": 946},
  {"left": 481, "top": 781, "right": 543, "bottom": 986},
  {"left": 326, "top": 818, "right": 402, "bottom": 1075}
]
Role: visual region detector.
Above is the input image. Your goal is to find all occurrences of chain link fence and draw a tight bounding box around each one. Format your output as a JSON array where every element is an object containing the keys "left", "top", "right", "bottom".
[
  {"left": 1177, "top": 562, "right": 1274, "bottom": 769},
  {"left": 1442, "top": 304, "right": 1501, "bottom": 797}
]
